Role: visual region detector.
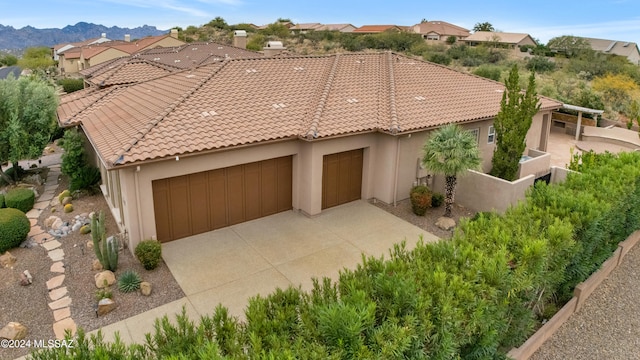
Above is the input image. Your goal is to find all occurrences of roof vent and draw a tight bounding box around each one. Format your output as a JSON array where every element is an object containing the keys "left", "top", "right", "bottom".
[
  {"left": 266, "top": 41, "right": 284, "bottom": 49},
  {"left": 174, "top": 59, "right": 181, "bottom": 63},
  {"left": 272, "top": 103, "right": 287, "bottom": 109},
  {"left": 153, "top": 57, "right": 160, "bottom": 61},
  {"left": 186, "top": 74, "right": 195, "bottom": 78},
  {"left": 346, "top": 98, "right": 359, "bottom": 103},
  {"left": 294, "top": 66, "right": 305, "bottom": 71},
  {"left": 246, "top": 68, "right": 258, "bottom": 73},
  {"left": 624, "top": 42, "right": 630, "bottom": 47},
  {"left": 218, "top": 46, "right": 224, "bottom": 50},
  {"left": 355, "top": 58, "right": 365, "bottom": 64},
  {"left": 414, "top": 96, "right": 426, "bottom": 101},
  {"left": 604, "top": 41, "right": 617, "bottom": 52},
  {"left": 192, "top": 47, "right": 198, "bottom": 50}
]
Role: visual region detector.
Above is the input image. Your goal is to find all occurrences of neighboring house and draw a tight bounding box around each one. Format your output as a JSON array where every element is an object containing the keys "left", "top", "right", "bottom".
[
  {"left": 79, "top": 41, "right": 262, "bottom": 88},
  {"left": 412, "top": 21, "right": 470, "bottom": 42},
  {"left": 352, "top": 25, "right": 406, "bottom": 34},
  {"left": 290, "top": 23, "right": 357, "bottom": 33},
  {"left": 52, "top": 33, "right": 111, "bottom": 61},
  {"left": 57, "top": 52, "right": 561, "bottom": 248},
  {"left": 58, "top": 30, "right": 185, "bottom": 74},
  {"left": 581, "top": 37, "right": 640, "bottom": 64},
  {"left": 465, "top": 31, "right": 537, "bottom": 49}
]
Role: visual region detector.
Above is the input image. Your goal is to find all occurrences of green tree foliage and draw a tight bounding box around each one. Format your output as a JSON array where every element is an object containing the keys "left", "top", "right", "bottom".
[
  {"left": 262, "top": 22, "right": 290, "bottom": 38},
  {"left": 0, "top": 76, "right": 58, "bottom": 184},
  {"left": 0, "top": 54, "right": 18, "bottom": 66},
  {"left": 207, "top": 16, "right": 229, "bottom": 30},
  {"left": 526, "top": 56, "right": 556, "bottom": 73},
  {"left": 592, "top": 73, "right": 639, "bottom": 113},
  {"left": 473, "top": 22, "right": 495, "bottom": 32},
  {"left": 490, "top": 65, "right": 540, "bottom": 181},
  {"left": 473, "top": 64, "right": 502, "bottom": 81},
  {"left": 421, "top": 124, "right": 481, "bottom": 217},
  {"left": 17, "top": 47, "right": 55, "bottom": 70},
  {"left": 547, "top": 35, "right": 592, "bottom": 57},
  {"left": 60, "top": 128, "right": 86, "bottom": 180},
  {"left": 246, "top": 33, "right": 266, "bottom": 51}
]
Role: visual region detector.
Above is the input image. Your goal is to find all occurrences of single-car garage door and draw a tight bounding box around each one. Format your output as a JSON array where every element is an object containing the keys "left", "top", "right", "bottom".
[
  {"left": 152, "top": 156, "right": 292, "bottom": 242},
  {"left": 322, "top": 149, "right": 363, "bottom": 209}
]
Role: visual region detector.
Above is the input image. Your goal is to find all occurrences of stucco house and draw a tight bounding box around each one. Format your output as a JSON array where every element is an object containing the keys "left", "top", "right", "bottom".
[
  {"left": 412, "top": 21, "right": 470, "bottom": 42},
  {"left": 52, "top": 33, "right": 112, "bottom": 61},
  {"left": 465, "top": 31, "right": 537, "bottom": 49},
  {"left": 57, "top": 52, "right": 561, "bottom": 249},
  {"left": 580, "top": 37, "right": 640, "bottom": 64}
]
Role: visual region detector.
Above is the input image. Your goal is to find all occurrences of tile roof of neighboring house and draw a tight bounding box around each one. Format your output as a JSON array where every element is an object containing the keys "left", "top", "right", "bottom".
[
  {"left": 52, "top": 36, "right": 109, "bottom": 52},
  {"left": 353, "top": 25, "right": 405, "bottom": 33},
  {"left": 79, "top": 42, "right": 262, "bottom": 86},
  {"left": 59, "top": 34, "right": 183, "bottom": 60},
  {"left": 413, "top": 21, "right": 470, "bottom": 37},
  {"left": 465, "top": 31, "right": 536, "bottom": 45},
  {"left": 581, "top": 37, "right": 640, "bottom": 59},
  {"left": 290, "top": 23, "right": 323, "bottom": 31},
  {"left": 58, "top": 52, "right": 562, "bottom": 168},
  {"left": 320, "top": 24, "right": 356, "bottom": 31}
]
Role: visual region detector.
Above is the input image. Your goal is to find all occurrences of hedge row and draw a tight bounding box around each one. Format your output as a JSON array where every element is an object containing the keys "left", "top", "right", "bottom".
[{"left": 30, "top": 151, "right": 640, "bottom": 359}]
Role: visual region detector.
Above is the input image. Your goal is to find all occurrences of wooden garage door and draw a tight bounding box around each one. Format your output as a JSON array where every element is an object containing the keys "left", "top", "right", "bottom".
[
  {"left": 322, "top": 149, "right": 363, "bottom": 209},
  {"left": 152, "top": 156, "right": 292, "bottom": 242}
]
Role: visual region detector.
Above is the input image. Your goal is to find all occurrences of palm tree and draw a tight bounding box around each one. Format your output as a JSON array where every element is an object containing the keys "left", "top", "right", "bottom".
[{"left": 421, "top": 124, "right": 481, "bottom": 217}]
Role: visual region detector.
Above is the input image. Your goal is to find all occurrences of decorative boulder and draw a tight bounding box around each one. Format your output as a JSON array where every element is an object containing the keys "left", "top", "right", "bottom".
[
  {"left": 436, "top": 217, "right": 456, "bottom": 231},
  {"left": 92, "top": 259, "right": 103, "bottom": 271},
  {"left": 0, "top": 251, "right": 17, "bottom": 268},
  {"left": 97, "top": 298, "right": 116, "bottom": 316},
  {"left": 61, "top": 197, "right": 72, "bottom": 206},
  {"left": 140, "top": 281, "right": 152, "bottom": 296},
  {"left": 0, "top": 322, "right": 27, "bottom": 340},
  {"left": 94, "top": 270, "right": 115, "bottom": 288}
]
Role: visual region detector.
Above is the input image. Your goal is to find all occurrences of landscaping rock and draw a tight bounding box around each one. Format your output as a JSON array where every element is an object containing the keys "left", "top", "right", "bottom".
[
  {"left": 0, "top": 251, "right": 17, "bottom": 268},
  {"left": 92, "top": 259, "right": 103, "bottom": 271},
  {"left": 0, "top": 322, "right": 27, "bottom": 340},
  {"left": 96, "top": 298, "right": 116, "bottom": 316},
  {"left": 19, "top": 270, "right": 33, "bottom": 286},
  {"left": 61, "top": 196, "right": 72, "bottom": 205},
  {"left": 72, "top": 222, "right": 82, "bottom": 232},
  {"left": 436, "top": 216, "right": 456, "bottom": 231},
  {"left": 45, "top": 216, "right": 61, "bottom": 229},
  {"left": 94, "top": 271, "right": 115, "bottom": 288},
  {"left": 51, "top": 217, "right": 64, "bottom": 230},
  {"left": 87, "top": 240, "right": 94, "bottom": 249},
  {"left": 140, "top": 281, "right": 152, "bottom": 296}
]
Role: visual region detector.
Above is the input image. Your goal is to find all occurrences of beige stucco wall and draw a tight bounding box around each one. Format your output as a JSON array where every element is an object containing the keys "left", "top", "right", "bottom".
[
  {"left": 87, "top": 48, "right": 129, "bottom": 68},
  {"left": 59, "top": 56, "right": 79, "bottom": 74},
  {"left": 395, "top": 119, "right": 497, "bottom": 202},
  {"left": 143, "top": 37, "right": 184, "bottom": 50},
  {"left": 517, "top": 149, "right": 551, "bottom": 179}
]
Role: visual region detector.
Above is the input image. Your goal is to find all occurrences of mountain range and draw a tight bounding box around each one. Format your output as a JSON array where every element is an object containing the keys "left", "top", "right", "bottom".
[{"left": 0, "top": 22, "right": 167, "bottom": 50}]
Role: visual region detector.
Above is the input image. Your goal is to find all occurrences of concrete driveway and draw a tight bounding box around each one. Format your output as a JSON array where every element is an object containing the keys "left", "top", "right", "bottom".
[{"left": 162, "top": 200, "right": 438, "bottom": 318}]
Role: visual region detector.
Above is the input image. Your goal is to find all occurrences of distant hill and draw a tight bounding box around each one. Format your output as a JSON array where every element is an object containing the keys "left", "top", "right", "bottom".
[{"left": 0, "top": 22, "right": 167, "bottom": 50}]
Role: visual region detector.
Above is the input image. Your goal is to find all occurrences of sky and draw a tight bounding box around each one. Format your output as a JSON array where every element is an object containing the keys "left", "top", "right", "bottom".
[{"left": 2, "top": 0, "right": 640, "bottom": 44}]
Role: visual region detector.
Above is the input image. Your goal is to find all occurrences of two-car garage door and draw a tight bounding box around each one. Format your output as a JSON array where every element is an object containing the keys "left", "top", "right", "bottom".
[{"left": 152, "top": 156, "right": 292, "bottom": 242}]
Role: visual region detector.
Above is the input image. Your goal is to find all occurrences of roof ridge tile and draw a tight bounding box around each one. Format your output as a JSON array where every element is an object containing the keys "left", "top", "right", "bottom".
[
  {"left": 304, "top": 54, "right": 340, "bottom": 140},
  {"left": 386, "top": 52, "right": 399, "bottom": 134}
]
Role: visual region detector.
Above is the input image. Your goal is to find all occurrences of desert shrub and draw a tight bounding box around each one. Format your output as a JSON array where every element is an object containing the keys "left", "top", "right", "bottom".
[
  {"left": 69, "top": 166, "right": 101, "bottom": 192},
  {"left": 526, "top": 56, "right": 556, "bottom": 73},
  {"left": 431, "top": 192, "right": 444, "bottom": 207},
  {"left": 61, "top": 128, "right": 86, "bottom": 180},
  {"left": 446, "top": 35, "right": 458, "bottom": 45},
  {"left": 473, "top": 64, "right": 502, "bottom": 81},
  {"left": 0, "top": 193, "right": 4, "bottom": 208},
  {"left": 427, "top": 53, "right": 451, "bottom": 66},
  {"left": 0, "top": 208, "right": 30, "bottom": 252},
  {"left": 95, "top": 287, "right": 113, "bottom": 302},
  {"left": 135, "top": 240, "right": 162, "bottom": 270},
  {"left": 409, "top": 185, "right": 431, "bottom": 216},
  {"left": 57, "top": 78, "right": 84, "bottom": 93},
  {"left": 4, "top": 188, "right": 35, "bottom": 213},
  {"left": 118, "top": 270, "right": 142, "bottom": 293},
  {"left": 461, "top": 57, "right": 483, "bottom": 67}
]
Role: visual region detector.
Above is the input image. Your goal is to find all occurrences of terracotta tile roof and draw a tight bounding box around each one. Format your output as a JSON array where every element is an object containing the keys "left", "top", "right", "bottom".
[
  {"left": 465, "top": 31, "right": 536, "bottom": 45},
  {"left": 319, "top": 24, "right": 356, "bottom": 32},
  {"left": 60, "top": 52, "right": 562, "bottom": 168},
  {"left": 413, "top": 21, "right": 470, "bottom": 37},
  {"left": 290, "top": 23, "right": 322, "bottom": 31},
  {"left": 135, "top": 42, "right": 262, "bottom": 69},
  {"left": 88, "top": 59, "right": 179, "bottom": 87},
  {"left": 353, "top": 25, "right": 405, "bottom": 33},
  {"left": 79, "top": 57, "right": 129, "bottom": 77}
]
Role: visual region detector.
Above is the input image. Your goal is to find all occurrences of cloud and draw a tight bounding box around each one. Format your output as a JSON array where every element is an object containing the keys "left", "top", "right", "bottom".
[
  {"left": 98, "top": 0, "right": 216, "bottom": 17},
  {"left": 508, "top": 18, "right": 640, "bottom": 43}
]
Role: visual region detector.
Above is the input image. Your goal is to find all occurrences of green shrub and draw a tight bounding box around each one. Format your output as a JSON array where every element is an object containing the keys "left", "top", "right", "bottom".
[
  {"left": 61, "top": 128, "right": 87, "bottom": 180},
  {"left": 409, "top": 185, "right": 431, "bottom": 216},
  {"left": 0, "top": 208, "right": 30, "bottom": 252},
  {"left": 0, "top": 193, "right": 4, "bottom": 208},
  {"left": 473, "top": 64, "right": 502, "bottom": 81},
  {"left": 57, "top": 78, "right": 84, "bottom": 93},
  {"left": 427, "top": 53, "right": 452, "bottom": 66},
  {"left": 70, "top": 166, "right": 101, "bottom": 192},
  {"left": 135, "top": 240, "right": 162, "bottom": 270},
  {"left": 526, "top": 56, "right": 556, "bottom": 73},
  {"left": 118, "top": 270, "right": 142, "bottom": 293},
  {"left": 95, "top": 287, "right": 113, "bottom": 302},
  {"left": 4, "top": 188, "right": 35, "bottom": 213},
  {"left": 431, "top": 192, "right": 444, "bottom": 207}
]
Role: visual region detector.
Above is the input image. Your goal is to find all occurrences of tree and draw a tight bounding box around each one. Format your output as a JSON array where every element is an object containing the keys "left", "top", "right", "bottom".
[
  {"left": 0, "top": 76, "right": 58, "bottom": 184},
  {"left": 473, "top": 22, "right": 495, "bottom": 32},
  {"left": 207, "top": 16, "right": 228, "bottom": 30},
  {"left": 547, "top": 35, "right": 592, "bottom": 57},
  {"left": 17, "top": 47, "right": 55, "bottom": 70},
  {"left": 490, "top": 65, "right": 541, "bottom": 181},
  {"left": 421, "top": 124, "right": 481, "bottom": 217},
  {"left": 0, "top": 54, "right": 18, "bottom": 66}
]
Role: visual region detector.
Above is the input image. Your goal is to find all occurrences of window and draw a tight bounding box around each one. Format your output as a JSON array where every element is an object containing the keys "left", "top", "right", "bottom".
[
  {"left": 488, "top": 125, "right": 495, "bottom": 144},
  {"left": 469, "top": 128, "right": 480, "bottom": 143},
  {"left": 426, "top": 34, "right": 440, "bottom": 41}
]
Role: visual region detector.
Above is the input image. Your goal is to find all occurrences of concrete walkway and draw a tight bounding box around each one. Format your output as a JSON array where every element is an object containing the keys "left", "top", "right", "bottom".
[{"left": 87, "top": 200, "right": 437, "bottom": 346}]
